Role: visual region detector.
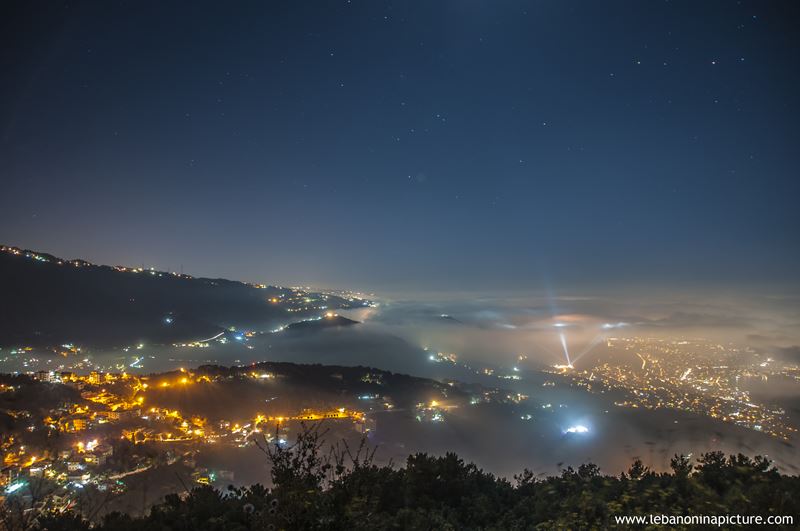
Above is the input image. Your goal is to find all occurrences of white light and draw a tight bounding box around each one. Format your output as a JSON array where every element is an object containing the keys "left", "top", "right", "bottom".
[
  {"left": 559, "top": 332, "right": 571, "bottom": 366},
  {"left": 565, "top": 425, "right": 589, "bottom": 434},
  {"left": 602, "top": 322, "right": 629, "bottom": 330},
  {"left": 5, "top": 481, "right": 25, "bottom": 494}
]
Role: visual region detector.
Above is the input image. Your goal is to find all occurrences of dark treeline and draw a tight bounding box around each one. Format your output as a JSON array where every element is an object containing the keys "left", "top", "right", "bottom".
[{"left": 3, "top": 426, "right": 796, "bottom": 530}]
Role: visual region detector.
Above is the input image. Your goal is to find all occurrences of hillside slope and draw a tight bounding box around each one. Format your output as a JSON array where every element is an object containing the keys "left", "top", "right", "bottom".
[{"left": 0, "top": 246, "right": 367, "bottom": 347}]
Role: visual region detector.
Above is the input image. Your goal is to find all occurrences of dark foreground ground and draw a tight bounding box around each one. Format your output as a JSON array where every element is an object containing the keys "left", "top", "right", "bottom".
[{"left": 4, "top": 427, "right": 799, "bottom": 530}]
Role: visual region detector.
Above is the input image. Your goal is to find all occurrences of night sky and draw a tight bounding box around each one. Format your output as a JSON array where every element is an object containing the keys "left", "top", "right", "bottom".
[{"left": 1, "top": 1, "right": 798, "bottom": 293}]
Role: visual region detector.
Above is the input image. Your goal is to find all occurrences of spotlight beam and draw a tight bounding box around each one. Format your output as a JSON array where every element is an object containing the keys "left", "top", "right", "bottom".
[
  {"left": 569, "top": 333, "right": 605, "bottom": 365},
  {"left": 559, "top": 332, "right": 572, "bottom": 367}
]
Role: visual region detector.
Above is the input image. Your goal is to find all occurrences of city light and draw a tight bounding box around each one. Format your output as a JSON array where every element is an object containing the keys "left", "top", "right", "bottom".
[
  {"left": 5, "top": 481, "right": 26, "bottom": 494},
  {"left": 564, "top": 425, "right": 589, "bottom": 434}
]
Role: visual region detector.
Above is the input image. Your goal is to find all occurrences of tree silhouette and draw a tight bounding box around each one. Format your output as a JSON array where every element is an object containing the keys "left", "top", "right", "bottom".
[{"left": 8, "top": 426, "right": 799, "bottom": 530}]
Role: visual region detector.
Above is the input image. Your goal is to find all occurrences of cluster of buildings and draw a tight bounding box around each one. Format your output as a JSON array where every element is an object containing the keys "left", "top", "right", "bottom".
[
  {"left": 2, "top": 367, "right": 379, "bottom": 498},
  {"left": 556, "top": 337, "right": 798, "bottom": 440}
]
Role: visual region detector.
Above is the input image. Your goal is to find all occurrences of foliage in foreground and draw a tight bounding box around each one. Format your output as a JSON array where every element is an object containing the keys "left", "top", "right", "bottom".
[{"left": 6, "top": 426, "right": 800, "bottom": 530}]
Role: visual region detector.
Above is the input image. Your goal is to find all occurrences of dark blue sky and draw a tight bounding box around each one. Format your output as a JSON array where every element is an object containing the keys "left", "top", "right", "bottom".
[{"left": 1, "top": 1, "right": 798, "bottom": 293}]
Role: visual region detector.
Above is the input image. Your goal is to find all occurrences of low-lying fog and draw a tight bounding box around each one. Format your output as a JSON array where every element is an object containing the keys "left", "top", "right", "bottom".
[{"left": 6, "top": 290, "right": 800, "bottom": 478}]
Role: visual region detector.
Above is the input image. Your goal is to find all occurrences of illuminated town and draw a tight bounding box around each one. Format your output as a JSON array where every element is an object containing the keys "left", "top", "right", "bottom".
[
  {"left": 551, "top": 337, "right": 800, "bottom": 440},
  {"left": 0, "top": 355, "right": 529, "bottom": 502},
  {"left": 2, "top": 0, "right": 799, "bottom": 526},
  {"left": 0, "top": 366, "right": 370, "bottom": 492}
]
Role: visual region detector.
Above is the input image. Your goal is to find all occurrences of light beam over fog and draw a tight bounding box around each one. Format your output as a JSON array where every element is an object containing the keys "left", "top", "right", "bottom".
[{"left": 559, "top": 332, "right": 572, "bottom": 368}]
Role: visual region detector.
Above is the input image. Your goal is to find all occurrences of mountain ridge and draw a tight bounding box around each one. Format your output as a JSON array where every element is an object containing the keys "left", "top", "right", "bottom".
[{"left": 0, "top": 245, "right": 370, "bottom": 348}]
